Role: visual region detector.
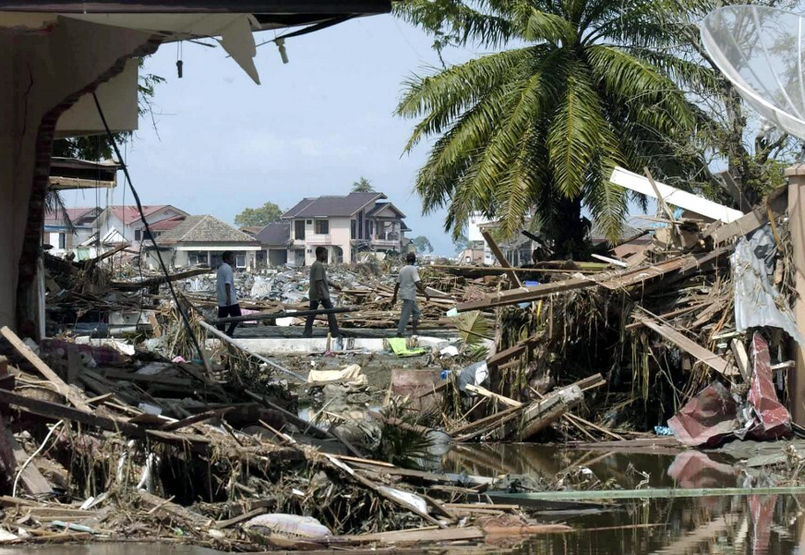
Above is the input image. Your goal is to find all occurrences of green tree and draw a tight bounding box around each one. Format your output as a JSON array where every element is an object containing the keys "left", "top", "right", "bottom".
[
  {"left": 453, "top": 232, "right": 471, "bottom": 254},
  {"left": 645, "top": 0, "right": 799, "bottom": 206},
  {"left": 235, "top": 202, "right": 283, "bottom": 228},
  {"left": 396, "top": 0, "right": 705, "bottom": 257},
  {"left": 412, "top": 235, "right": 434, "bottom": 253},
  {"left": 352, "top": 176, "right": 375, "bottom": 192}
]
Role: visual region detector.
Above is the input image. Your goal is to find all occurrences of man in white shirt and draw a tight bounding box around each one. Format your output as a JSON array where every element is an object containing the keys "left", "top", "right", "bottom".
[
  {"left": 391, "top": 252, "right": 430, "bottom": 336},
  {"left": 216, "top": 251, "right": 241, "bottom": 337}
]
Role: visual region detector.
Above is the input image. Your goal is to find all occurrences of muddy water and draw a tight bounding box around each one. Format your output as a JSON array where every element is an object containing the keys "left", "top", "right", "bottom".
[{"left": 444, "top": 444, "right": 805, "bottom": 554}]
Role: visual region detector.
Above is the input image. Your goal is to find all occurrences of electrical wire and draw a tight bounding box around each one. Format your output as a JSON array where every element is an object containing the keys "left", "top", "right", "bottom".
[{"left": 91, "top": 92, "right": 210, "bottom": 373}]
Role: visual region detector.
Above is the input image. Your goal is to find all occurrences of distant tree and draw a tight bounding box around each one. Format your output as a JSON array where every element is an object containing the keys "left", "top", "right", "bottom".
[
  {"left": 412, "top": 235, "right": 434, "bottom": 254},
  {"left": 352, "top": 176, "right": 375, "bottom": 193},
  {"left": 235, "top": 202, "right": 283, "bottom": 228},
  {"left": 453, "top": 233, "right": 471, "bottom": 254}
]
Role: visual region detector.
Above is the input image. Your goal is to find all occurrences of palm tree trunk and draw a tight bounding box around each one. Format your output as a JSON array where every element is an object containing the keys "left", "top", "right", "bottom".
[{"left": 548, "top": 197, "right": 588, "bottom": 260}]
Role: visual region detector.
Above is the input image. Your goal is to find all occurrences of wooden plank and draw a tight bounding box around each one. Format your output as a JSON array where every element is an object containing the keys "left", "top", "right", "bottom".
[
  {"left": 103, "top": 369, "right": 194, "bottom": 388},
  {"left": 464, "top": 384, "right": 522, "bottom": 408},
  {"left": 214, "top": 507, "right": 266, "bottom": 529},
  {"left": 160, "top": 407, "right": 233, "bottom": 432},
  {"left": 708, "top": 185, "right": 787, "bottom": 244},
  {"left": 487, "top": 335, "right": 540, "bottom": 368},
  {"left": 457, "top": 278, "right": 591, "bottom": 311},
  {"left": 7, "top": 432, "right": 52, "bottom": 496},
  {"left": 481, "top": 230, "right": 521, "bottom": 287},
  {"left": 610, "top": 166, "right": 744, "bottom": 223},
  {"left": 457, "top": 253, "right": 704, "bottom": 311},
  {"left": 0, "top": 388, "right": 209, "bottom": 451},
  {"left": 109, "top": 267, "right": 212, "bottom": 291},
  {"left": 731, "top": 339, "right": 750, "bottom": 382},
  {"left": 640, "top": 318, "right": 735, "bottom": 376},
  {"left": 0, "top": 326, "right": 91, "bottom": 413},
  {"left": 137, "top": 491, "right": 210, "bottom": 528}
]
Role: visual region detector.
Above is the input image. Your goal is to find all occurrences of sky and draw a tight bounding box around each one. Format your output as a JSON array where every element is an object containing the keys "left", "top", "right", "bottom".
[{"left": 60, "top": 14, "right": 482, "bottom": 256}]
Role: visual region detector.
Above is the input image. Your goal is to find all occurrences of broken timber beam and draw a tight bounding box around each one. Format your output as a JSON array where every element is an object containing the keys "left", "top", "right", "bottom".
[
  {"left": 487, "top": 335, "right": 540, "bottom": 368},
  {"left": 0, "top": 388, "right": 210, "bottom": 452},
  {"left": 481, "top": 230, "right": 522, "bottom": 287},
  {"left": 639, "top": 318, "right": 735, "bottom": 377},
  {"left": 109, "top": 267, "right": 211, "bottom": 291},
  {"left": 457, "top": 252, "right": 708, "bottom": 312},
  {"left": 496, "top": 384, "right": 583, "bottom": 441},
  {"left": 707, "top": 186, "right": 787, "bottom": 245},
  {"left": 0, "top": 326, "right": 92, "bottom": 413}
]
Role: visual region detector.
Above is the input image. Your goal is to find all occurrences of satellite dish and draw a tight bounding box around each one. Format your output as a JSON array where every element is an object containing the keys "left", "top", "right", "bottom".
[{"left": 702, "top": 5, "right": 805, "bottom": 140}]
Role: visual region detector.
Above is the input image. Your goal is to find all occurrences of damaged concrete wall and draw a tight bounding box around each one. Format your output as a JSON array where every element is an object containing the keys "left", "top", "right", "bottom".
[{"left": 0, "top": 18, "right": 156, "bottom": 329}]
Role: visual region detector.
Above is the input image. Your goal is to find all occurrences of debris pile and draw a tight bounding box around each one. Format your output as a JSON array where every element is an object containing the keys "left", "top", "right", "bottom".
[{"left": 432, "top": 183, "right": 801, "bottom": 451}]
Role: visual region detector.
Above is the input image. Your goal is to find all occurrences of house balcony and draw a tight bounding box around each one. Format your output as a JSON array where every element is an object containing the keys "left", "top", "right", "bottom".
[
  {"left": 305, "top": 234, "right": 333, "bottom": 246},
  {"left": 369, "top": 237, "right": 401, "bottom": 249}
]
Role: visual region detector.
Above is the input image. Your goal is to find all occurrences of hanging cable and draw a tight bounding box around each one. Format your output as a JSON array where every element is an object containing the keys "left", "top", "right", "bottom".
[{"left": 91, "top": 92, "right": 210, "bottom": 374}]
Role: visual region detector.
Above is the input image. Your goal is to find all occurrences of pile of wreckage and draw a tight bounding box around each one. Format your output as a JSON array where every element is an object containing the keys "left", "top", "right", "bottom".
[
  {"left": 0, "top": 322, "right": 578, "bottom": 550},
  {"left": 5, "top": 174, "right": 804, "bottom": 550},
  {"left": 433, "top": 177, "right": 801, "bottom": 451}
]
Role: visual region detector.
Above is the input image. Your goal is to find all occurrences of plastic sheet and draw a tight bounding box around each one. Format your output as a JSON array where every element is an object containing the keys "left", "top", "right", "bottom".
[{"left": 731, "top": 225, "right": 804, "bottom": 345}]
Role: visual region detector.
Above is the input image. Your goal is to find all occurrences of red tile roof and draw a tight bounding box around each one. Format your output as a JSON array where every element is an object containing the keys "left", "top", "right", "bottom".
[
  {"left": 43, "top": 207, "right": 98, "bottom": 227},
  {"left": 149, "top": 215, "right": 185, "bottom": 231},
  {"left": 107, "top": 205, "right": 174, "bottom": 224}
]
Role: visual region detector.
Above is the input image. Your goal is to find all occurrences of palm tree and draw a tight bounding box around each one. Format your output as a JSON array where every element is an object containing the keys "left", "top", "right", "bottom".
[
  {"left": 352, "top": 176, "right": 375, "bottom": 192},
  {"left": 397, "top": 0, "right": 708, "bottom": 256}
]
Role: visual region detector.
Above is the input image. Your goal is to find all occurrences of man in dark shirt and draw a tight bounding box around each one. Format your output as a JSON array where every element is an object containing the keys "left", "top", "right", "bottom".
[{"left": 303, "top": 246, "right": 341, "bottom": 338}]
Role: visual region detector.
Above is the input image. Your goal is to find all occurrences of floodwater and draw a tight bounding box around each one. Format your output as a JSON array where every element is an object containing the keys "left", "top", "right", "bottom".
[{"left": 444, "top": 443, "right": 805, "bottom": 554}]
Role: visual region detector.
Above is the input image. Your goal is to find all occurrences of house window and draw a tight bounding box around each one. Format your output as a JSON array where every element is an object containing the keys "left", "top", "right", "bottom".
[
  {"left": 188, "top": 252, "right": 209, "bottom": 266},
  {"left": 357, "top": 211, "right": 363, "bottom": 239},
  {"left": 351, "top": 220, "right": 356, "bottom": 240},
  {"left": 135, "top": 229, "right": 141, "bottom": 241},
  {"left": 294, "top": 220, "right": 306, "bottom": 240},
  {"left": 315, "top": 220, "right": 329, "bottom": 234},
  {"left": 58, "top": 233, "right": 66, "bottom": 250},
  {"left": 236, "top": 254, "right": 246, "bottom": 268}
]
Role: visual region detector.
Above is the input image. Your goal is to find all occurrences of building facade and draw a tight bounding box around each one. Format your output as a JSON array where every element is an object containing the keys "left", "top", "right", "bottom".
[{"left": 282, "top": 192, "right": 409, "bottom": 266}]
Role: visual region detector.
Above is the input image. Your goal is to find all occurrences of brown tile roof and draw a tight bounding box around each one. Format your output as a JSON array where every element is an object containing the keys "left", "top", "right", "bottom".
[{"left": 156, "top": 215, "right": 259, "bottom": 245}]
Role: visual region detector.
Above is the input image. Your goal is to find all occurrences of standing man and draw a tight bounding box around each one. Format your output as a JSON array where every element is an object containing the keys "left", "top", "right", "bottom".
[
  {"left": 392, "top": 252, "right": 430, "bottom": 337},
  {"left": 216, "top": 251, "right": 242, "bottom": 337},
  {"left": 303, "top": 246, "right": 341, "bottom": 338}
]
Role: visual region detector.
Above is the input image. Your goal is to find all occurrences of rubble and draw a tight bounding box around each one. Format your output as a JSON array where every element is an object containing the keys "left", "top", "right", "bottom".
[{"left": 5, "top": 178, "right": 805, "bottom": 551}]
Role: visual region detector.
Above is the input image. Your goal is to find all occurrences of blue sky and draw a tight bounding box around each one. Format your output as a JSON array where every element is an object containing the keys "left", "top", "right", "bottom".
[{"left": 60, "top": 14, "right": 484, "bottom": 255}]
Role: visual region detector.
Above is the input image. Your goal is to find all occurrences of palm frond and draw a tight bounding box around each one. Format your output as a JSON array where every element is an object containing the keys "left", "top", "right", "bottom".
[
  {"left": 547, "top": 59, "right": 604, "bottom": 199},
  {"left": 512, "top": 4, "right": 577, "bottom": 45},
  {"left": 586, "top": 45, "right": 695, "bottom": 133},
  {"left": 397, "top": 47, "right": 535, "bottom": 150},
  {"left": 393, "top": 0, "right": 517, "bottom": 47}
]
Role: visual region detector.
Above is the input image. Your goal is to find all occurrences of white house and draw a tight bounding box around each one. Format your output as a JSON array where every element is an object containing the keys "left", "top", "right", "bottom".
[
  {"left": 94, "top": 205, "right": 188, "bottom": 249},
  {"left": 146, "top": 215, "right": 261, "bottom": 270},
  {"left": 282, "top": 192, "right": 410, "bottom": 266}
]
